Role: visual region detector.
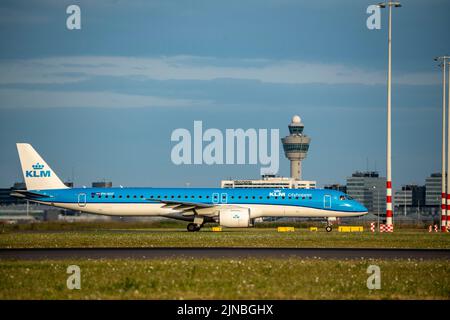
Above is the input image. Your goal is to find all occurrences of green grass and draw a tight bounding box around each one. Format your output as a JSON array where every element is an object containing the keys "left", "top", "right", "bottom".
[
  {"left": 0, "top": 228, "right": 449, "bottom": 249},
  {"left": 0, "top": 220, "right": 436, "bottom": 233},
  {"left": 0, "top": 220, "right": 188, "bottom": 232},
  {"left": 0, "top": 258, "right": 448, "bottom": 299}
]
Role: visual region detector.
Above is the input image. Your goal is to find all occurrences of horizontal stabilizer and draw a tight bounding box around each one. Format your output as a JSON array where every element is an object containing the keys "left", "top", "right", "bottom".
[{"left": 10, "top": 190, "right": 51, "bottom": 199}]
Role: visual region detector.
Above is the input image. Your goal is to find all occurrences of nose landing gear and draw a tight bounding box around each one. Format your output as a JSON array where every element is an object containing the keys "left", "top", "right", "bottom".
[{"left": 325, "top": 217, "right": 336, "bottom": 232}]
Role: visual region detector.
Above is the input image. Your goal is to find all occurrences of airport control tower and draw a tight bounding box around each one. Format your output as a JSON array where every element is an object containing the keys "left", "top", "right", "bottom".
[{"left": 281, "top": 115, "right": 311, "bottom": 180}]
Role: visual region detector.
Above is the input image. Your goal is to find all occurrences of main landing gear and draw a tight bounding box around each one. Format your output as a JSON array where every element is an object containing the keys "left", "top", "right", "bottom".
[
  {"left": 187, "top": 216, "right": 205, "bottom": 232},
  {"left": 187, "top": 223, "right": 202, "bottom": 232}
]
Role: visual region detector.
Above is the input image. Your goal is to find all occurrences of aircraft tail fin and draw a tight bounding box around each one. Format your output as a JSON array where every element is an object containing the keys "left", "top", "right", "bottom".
[{"left": 16, "top": 143, "right": 68, "bottom": 190}]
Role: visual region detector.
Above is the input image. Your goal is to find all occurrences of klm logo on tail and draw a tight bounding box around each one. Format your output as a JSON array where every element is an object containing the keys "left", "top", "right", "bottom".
[{"left": 26, "top": 163, "right": 51, "bottom": 178}]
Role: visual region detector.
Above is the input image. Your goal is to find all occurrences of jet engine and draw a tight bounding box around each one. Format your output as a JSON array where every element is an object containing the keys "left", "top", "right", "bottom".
[{"left": 219, "top": 208, "right": 251, "bottom": 227}]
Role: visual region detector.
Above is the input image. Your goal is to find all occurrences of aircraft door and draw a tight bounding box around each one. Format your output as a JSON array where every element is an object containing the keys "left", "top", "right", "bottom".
[
  {"left": 212, "top": 193, "right": 219, "bottom": 204},
  {"left": 78, "top": 193, "right": 86, "bottom": 207},
  {"left": 324, "top": 194, "right": 331, "bottom": 209},
  {"left": 221, "top": 193, "right": 228, "bottom": 204}
]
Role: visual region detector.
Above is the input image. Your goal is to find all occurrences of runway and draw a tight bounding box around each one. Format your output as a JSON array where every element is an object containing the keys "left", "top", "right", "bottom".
[{"left": 0, "top": 247, "right": 449, "bottom": 260}]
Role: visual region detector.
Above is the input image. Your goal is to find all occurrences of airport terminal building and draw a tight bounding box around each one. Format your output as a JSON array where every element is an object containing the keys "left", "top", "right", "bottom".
[
  {"left": 346, "top": 171, "right": 386, "bottom": 214},
  {"left": 221, "top": 175, "right": 316, "bottom": 189}
]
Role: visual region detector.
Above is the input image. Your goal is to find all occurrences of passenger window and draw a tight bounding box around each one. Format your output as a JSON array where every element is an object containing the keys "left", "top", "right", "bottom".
[{"left": 126, "top": 195, "right": 130, "bottom": 198}]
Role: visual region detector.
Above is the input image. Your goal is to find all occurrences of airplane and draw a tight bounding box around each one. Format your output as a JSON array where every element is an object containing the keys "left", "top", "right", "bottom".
[{"left": 11, "top": 143, "right": 368, "bottom": 232}]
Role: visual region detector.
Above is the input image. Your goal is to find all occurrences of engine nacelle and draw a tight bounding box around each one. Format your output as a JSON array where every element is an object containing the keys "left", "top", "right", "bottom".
[{"left": 219, "top": 208, "right": 251, "bottom": 228}]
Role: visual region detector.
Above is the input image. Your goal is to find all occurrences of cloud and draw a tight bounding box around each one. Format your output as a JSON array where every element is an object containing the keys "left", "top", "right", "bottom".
[
  {"left": 0, "top": 89, "right": 207, "bottom": 109},
  {"left": 0, "top": 55, "right": 439, "bottom": 86}
]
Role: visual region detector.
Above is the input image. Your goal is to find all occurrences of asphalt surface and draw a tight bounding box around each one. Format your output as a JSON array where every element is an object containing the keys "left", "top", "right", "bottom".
[{"left": 0, "top": 247, "right": 449, "bottom": 260}]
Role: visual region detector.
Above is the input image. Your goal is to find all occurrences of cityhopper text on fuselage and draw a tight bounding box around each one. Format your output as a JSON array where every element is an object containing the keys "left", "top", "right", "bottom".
[{"left": 11, "top": 143, "right": 368, "bottom": 232}]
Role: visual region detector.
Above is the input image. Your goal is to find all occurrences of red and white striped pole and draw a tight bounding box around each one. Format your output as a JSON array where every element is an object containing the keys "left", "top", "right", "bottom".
[
  {"left": 435, "top": 56, "right": 449, "bottom": 231},
  {"left": 437, "top": 57, "right": 448, "bottom": 231},
  {"left": 446, "top": 59, "right": 450, "bottom": 232},
  {"left": 386, "top": 181, "right": 393, "bottom": 225},
  {"left": 383, "top": 2, "right": 402, "bottom": 227},
  {"left": 378, "top": 2, "right": 402, "bottom": 226}
]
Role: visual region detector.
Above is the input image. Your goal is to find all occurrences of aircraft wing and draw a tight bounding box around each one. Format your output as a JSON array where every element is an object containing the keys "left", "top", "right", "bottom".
[{"left": 148, "top": 199, "right": 217, "bottom": 216}]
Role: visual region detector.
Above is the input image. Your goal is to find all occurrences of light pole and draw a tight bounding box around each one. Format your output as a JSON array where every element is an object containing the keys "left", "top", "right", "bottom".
[
  {"left": 404, "top": 187, "right": 407, "bottom": 216},
  {"left": 417, "top": 199, "right": 420, "bottom": 227},
  {"left": 378, "top": 1, "right": 401, "bottom": 227},
  {"left": 435, "top": 56, "right": 450, "bottom": 231},
  {"left": 373, "top": 185, "right": 380, "bottom": 231}
]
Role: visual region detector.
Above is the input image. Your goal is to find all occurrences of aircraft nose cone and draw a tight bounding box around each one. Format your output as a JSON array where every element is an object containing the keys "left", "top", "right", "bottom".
[
  {"left": 358, "top": 204, "right": 368, "bottom": 214},
  {"left": 353, "top": 202, "right": 368, "bottom": 214}
]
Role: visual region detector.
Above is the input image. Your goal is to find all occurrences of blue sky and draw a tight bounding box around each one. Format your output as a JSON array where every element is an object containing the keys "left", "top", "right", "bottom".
[{"left": 0, "top": 0, "right": 448, "bottom": 188}]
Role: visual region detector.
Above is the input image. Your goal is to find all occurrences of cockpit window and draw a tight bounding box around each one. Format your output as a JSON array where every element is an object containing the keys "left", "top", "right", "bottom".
[
  {"left": 339, "top": 195, "right": 345, "bottom": 200},
  {"left": 339, "top": 195, "right": 354, "bottom": 201}
]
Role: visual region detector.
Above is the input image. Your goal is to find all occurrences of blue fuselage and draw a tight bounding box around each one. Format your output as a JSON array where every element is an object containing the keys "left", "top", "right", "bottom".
[{"left": 29, "top": 187, "right": 368, "bottom": 214}]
